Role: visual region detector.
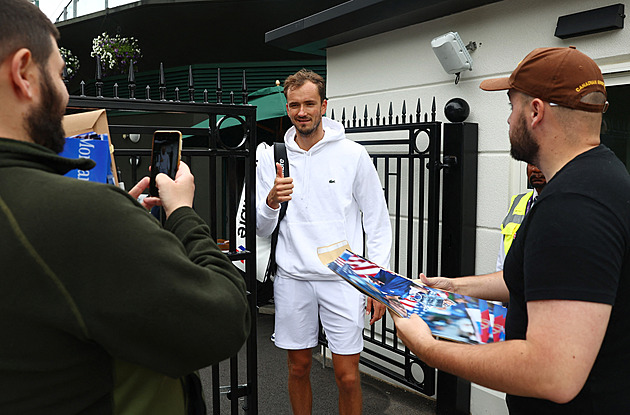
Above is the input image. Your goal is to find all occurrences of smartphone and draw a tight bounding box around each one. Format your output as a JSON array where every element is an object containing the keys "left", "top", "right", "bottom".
[{"left": 149, "top": 130, "right": 182, "bottom": 197}]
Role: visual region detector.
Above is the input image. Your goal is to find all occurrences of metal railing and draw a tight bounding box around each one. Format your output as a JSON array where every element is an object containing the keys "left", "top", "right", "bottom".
[
  {"left": 323, "top": 100, "right": 479, "bottom": 414},
  {"left": 55, "top": 0, "right": 136, "bottom": 22},
  {"left": 64, "top": 57, "right": 479, "bottom": 413},
  {"left": 323, "top": 100, "right": 441, "bottom": 397}
]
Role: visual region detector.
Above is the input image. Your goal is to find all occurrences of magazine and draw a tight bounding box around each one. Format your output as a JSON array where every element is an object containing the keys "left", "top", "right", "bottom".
[{"left": 317, "top": 241, "right": 506, "bottom": 345}]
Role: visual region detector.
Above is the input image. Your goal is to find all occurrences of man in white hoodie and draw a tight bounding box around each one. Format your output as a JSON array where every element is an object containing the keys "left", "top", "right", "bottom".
[{"left": 256, "top": 69, "right": 392, "bottom": 414}]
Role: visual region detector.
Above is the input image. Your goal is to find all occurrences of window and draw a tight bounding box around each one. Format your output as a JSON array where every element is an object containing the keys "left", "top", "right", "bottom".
[{"left": 602, "top": 85, "right": 630, "bottom": 173}]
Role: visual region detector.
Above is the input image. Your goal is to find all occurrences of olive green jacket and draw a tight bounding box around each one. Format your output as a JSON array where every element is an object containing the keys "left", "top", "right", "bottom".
[{"left": 0, "top": 138, "right": 250, "bottom": 414}]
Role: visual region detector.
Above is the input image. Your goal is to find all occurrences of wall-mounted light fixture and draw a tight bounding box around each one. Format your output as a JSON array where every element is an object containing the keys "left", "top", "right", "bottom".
[
  {"left": 123, "top": 133, "right": 141, "bottom": 143},
  {"left": 431, "top": 32, "right": 477, "bottom": 85},
  {"left": 555, "top": 4, "right": 625, "bottom": 39}
]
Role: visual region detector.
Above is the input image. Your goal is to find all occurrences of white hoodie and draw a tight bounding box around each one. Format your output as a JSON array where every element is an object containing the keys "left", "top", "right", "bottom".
[{"left": 256, "top": 117, "right": 392, "bottom": 280}]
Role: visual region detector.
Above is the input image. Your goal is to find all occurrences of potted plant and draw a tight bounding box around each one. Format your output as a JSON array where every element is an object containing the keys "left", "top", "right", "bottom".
[
  {"left": 90, "top": 32, "right": 142, "bottom": 75},
  {"left": 59, "top": 47, "right": 80, "bottom": 80}
]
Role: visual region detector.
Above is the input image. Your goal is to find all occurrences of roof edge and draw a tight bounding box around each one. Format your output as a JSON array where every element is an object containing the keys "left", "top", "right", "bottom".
[{"left": 265, "top": 0, "right": 502, "bottom": 55}]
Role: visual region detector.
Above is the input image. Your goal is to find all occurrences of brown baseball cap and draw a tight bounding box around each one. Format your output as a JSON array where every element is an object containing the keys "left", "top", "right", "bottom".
[{"left": 480, "top": 46, "right": 607, "bottom": 113}]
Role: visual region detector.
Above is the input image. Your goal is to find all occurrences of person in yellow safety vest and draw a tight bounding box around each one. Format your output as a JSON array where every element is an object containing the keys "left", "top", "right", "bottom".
[{"left": 496, "top": 164, "right": 546, "bottom": 271}]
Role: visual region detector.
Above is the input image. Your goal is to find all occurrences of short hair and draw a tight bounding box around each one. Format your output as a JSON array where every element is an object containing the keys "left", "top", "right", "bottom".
[
  {"left": 284, "top": 69, "right": 326, "bottom": 102},
  {"left": 516, "top": 90, "right": 607, "bottom": 112},
  {"left": 0, "top": 0, "right": 60, "bottom": 67}
]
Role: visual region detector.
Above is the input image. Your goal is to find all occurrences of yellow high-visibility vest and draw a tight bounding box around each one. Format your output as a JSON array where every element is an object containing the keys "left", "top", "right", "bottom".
[{"left": 500, "top": 190, "right": 534, "bottom": 255}]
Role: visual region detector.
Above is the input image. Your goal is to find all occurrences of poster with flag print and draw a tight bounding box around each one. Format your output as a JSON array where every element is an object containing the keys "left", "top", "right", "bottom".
[{"left": 320, "top": 246, "right": 506, "bottom": 345}]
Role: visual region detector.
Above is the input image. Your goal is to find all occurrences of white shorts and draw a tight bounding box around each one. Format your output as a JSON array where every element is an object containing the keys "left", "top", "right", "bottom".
[{"left": 273, "top": 276, "right": 366, "bottom": 355}]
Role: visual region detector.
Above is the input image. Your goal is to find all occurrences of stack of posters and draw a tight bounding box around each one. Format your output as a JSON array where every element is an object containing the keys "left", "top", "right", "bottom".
[{"left": 318, "top": 244, "right": 506, "bottom": 345}]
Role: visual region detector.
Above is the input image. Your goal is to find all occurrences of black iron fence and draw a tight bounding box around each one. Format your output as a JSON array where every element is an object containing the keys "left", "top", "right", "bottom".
[
  {"left": 325, "top": 99, "right": 478, "bottom": 414},
  {"left": 65, "top": 64, "right": 259, "bottom": 415},
  {"left": 64, "top": 59, "right": 478, "bottom": 414}
]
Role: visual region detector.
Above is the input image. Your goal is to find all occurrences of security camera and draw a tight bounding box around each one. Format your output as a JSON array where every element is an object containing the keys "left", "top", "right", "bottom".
[{"left": 431, "top": 32, "right": 473, "bottom": 83}]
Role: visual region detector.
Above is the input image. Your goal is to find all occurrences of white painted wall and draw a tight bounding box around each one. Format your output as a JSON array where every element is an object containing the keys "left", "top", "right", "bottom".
[
  {"left": 325, "top": 0, "right": 630, "bottom": 412},
  {"left": 327, "top": 0, "right": 630, "bottom": 276}
]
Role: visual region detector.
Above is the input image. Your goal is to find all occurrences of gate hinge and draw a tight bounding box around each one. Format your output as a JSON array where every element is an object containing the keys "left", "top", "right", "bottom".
[
  {"left": 221, "top": 384, "right": 250, "bottom": 411},
  {"left": 222, "top": 383, "right": 249, "bottom": 400},
  {"left": 440, "top": 155, "right": 458, "bottom": 171}
]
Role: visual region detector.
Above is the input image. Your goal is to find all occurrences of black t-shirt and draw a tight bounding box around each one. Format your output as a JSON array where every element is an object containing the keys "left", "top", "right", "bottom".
[{"left": 503, "top": 145, "right": 630, "bottom": 414}]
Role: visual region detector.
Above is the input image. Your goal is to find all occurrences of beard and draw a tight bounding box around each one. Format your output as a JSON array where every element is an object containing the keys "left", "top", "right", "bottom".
[
  {"left": 294, "top": 115, "right": 322, "bottom": 138},
  {"left": 509, "top": 113, "right": 539, "bottom": 165},
  {"left": 25, "top": 73, "right": 67, "bottom": 154}
]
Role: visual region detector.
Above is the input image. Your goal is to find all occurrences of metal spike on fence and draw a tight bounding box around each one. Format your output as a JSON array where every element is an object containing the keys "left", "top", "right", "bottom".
[
  {"left": 80, "top": 80, "right": 85, "bottom": 97},
  {"left": 388, "top": 102, "right": 393, "bottom": 125},
  {"left": 363, "top": 105, "right": 368, "bottom": 126},
  {"left": 188, "top": 66, "right": 195, "bottom": 102},
  {"left": 376, "top": 103, "right": 381, "bottom": 126},
  {"left": 242, "top": 70, "right": 248, "bottom": 104},
  {"left": 230, "top": 91, "right": 235, "bottom": 105},
  {"left": 95, "top": 55, "right": 101, "bottom": 78},
  {"left": 431, "top": 97, "right": 436, "bottom": 122},
  {"left": 159, "top": 63, "right": 166, "bottom": 101},
  {"left": 203, "top": 89, "right": 208, "bottom": 103},
  {"left": 416, "top": 99, "right": 421, "bottom": 123},
  {"left": 330, "top": 108, "right": 335, "bottom": 120},
  {"left": 216, "top": 68, "right": 223, "bottom": 104},
  {"left": 145, "top": 85, "right": 151, "bottom": 100},
  {"left": 402, "top": 100, "right": 407, "bottom": 123},
  {"left": 128, "top": 61, "right": 136, "bottom": 99},
  {"left": 113, "top": 83, "right": 119, "bottom": 99},
  {"left": 352, "top": 106, "right": 357, "bottom": 127},
  {"left": 174, "top": 87, "right": 180, "bottom": 102},
  {"left": 95, "top": 55, "right": 103, "bottom": 98},
  {"left": 341, "top": 107, "right": 346, "bottom": 126}
]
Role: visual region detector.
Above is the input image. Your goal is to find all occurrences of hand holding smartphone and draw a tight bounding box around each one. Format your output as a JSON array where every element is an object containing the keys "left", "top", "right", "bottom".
[{"left": 149, "top": 130, "right": 182, "bottom": 197}]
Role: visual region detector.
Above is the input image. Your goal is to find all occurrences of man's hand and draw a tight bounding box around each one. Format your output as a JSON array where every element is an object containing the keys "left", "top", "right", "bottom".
[
  {"left": 421, "top": 271, "right": 509, "bottom": 302},
  {"left": 391, "top": 313, "right": 437, "bottom": 359},
  {"left": 419, "top": 273, "right": 455, "bottom": 293},
  {"left": 367, "top": 298, "right": 386, "bottom": 325},
  {"left": 127, "top": 162, "right": 195, "bottom": 218},
  {"left": 266, "top": 162, "right": 293, "bottom": 209},
  {"left": 128, "top": 176, "right": 161, "bottom": 211},
  {"left": 154, "top": 161, "right": 195, "bottom": 218},
  {"left": 128, "top": 176, "right": 149, "bottom": 202}
]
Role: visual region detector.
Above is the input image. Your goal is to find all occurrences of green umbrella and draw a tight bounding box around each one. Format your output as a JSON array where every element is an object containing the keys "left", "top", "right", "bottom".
[
  {"left": 247, "top": 85, "right": 287, "bottom": 120},
  {"left": 191, "top": 85, "right": 287, "bottom": 131}
]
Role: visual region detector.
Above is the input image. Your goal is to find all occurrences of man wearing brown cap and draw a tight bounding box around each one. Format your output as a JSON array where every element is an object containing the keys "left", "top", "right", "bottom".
[{"left": 393, "top": 47, "right": 630, "bottom": 413}]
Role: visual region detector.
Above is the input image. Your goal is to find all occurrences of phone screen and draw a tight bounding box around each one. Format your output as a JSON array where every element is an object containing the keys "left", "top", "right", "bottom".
[{"left": 149, "top": 130, "right": 182, "bottom": 197}]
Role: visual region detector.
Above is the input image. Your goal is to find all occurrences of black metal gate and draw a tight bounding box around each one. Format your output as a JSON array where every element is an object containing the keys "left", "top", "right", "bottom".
[
  {"left": 325, "top": 100, "right": 479, "bottom": 414},
  {"left": 65, "top": 65, "right": 259, "bottom": 414},
  {"left": 66, "top": 61, "right": 479, "bottom": 413}
]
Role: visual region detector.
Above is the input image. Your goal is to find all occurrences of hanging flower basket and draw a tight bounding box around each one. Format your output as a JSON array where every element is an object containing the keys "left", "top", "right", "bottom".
[
  {"left": 60, "top": 47, "right": 80, "bottom": 80},
  {"left": 90, "top": 32, "right": 143, "bottom": 75}
]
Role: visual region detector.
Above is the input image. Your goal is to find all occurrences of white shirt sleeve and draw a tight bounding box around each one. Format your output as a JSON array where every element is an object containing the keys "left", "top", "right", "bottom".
[
  {"left": 255, "top": 144, "right": 280, "bottom": 238},
  {"left": 353, "top": 148, "right": 392, "bottom": 269}
]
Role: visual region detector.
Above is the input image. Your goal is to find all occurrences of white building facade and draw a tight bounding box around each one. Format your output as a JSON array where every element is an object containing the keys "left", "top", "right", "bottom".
[
  {"left": 268, "top": 0, "right": 629, "bottom": 412},
  {"left": 325, "top": 0, "right": 629, "bottom": 277}
]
